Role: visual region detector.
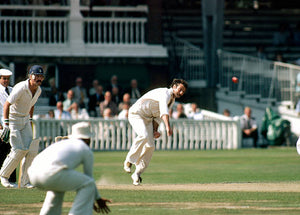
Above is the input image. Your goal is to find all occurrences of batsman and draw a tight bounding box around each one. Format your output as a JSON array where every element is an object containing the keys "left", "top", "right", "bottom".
[{"left": 0, "top": 65, "right": 44, "bottom": 188}]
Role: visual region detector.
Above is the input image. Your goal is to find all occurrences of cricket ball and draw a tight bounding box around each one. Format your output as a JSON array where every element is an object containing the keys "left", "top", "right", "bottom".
[{"left": 232, "top": 76, "right": 239, "bottom": 83}]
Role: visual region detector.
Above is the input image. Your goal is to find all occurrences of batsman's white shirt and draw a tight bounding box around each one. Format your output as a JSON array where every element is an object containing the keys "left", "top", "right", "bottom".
[
  {"left": 29, "top": 138, "right": 100, "bottom": 200},
  {"left": 7, "top": 79, "right": 41, "bottom": 118}
]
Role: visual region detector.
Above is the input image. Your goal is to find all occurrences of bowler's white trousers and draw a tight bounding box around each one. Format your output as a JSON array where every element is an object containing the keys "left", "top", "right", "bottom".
[
  {"left": 125, "top": 112, "right": 155, "bottom": 175},
  {"left": 28, "top": 167, "right": 96, "bottom": 215}
]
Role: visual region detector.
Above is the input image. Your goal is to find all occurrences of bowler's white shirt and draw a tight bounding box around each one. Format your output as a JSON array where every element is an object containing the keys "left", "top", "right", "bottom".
[
  {"left": 130, "top": 88, "right": 174, "bottom": 119},
  {"left": 0, "top": 84, "right": 12, "bottom": 121},
  {"left": 7, "top": 79, "right": 41, "bottom": 118}
]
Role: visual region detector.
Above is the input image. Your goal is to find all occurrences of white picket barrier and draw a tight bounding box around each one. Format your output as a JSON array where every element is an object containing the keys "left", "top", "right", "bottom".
[{"left": 33, "top": 117, "right": 242, "bottom": 151}]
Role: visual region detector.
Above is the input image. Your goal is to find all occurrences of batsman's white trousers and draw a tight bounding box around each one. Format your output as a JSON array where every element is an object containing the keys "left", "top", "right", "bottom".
[
  {"left": 0, "top": 119, "right": 32, "bottom": 178},
  {"left": 125, "top": 112, "right": 155, "bottom": 175},
  {"left": 9, "top": 117, "right": 33, "bottom": 151},
  {"left": 28, "top": 168, "right": 96, "bottom": 215}
]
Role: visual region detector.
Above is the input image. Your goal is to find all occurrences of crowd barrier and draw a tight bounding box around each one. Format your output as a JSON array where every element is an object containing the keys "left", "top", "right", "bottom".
[{"left": 33, "top": 118, "right": 242, "bottom": 151}]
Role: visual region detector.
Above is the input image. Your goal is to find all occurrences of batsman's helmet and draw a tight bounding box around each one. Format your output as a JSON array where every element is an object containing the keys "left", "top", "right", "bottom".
[{"left": 29, "top": 65, "right": 44, "bottom": 76}]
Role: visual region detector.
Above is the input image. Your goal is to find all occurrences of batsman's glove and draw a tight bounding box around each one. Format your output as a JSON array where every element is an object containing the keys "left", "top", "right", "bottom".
[{"left": 0, "top": 126, "right": 10, "bottom": 144}]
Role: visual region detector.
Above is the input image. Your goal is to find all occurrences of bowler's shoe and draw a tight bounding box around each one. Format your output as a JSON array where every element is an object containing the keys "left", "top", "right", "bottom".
[{"left": 131, "top": 173, "right": 142, "bottom": 186}]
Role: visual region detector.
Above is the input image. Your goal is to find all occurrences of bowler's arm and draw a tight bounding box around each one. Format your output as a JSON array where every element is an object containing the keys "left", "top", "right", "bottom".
[{"left": 161, "top": 114, "right": 172, "bottom": 136}]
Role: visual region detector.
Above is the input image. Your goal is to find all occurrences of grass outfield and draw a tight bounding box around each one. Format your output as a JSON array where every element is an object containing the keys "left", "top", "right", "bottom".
[{"left": 1, "top": 147, "right": 300, "bottom": 214}]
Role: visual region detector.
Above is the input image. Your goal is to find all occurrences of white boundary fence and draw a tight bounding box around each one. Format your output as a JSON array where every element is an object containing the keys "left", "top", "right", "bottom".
[{"left": 34, "top": 118, "right": 241, "bottom": 151}]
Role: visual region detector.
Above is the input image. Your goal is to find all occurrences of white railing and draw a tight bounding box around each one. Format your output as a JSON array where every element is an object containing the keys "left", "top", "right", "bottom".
[
  {"left": 217, "top": 49, "right": 300, "bottom": 105},
  {"left": 0, "top": 1, "right": 153, "bottom": 56},
  {"left": 172, "top": 36, "right": 206, "bottom": 82},
  {"left": 34, "top": 118, "right": 241, "bottom": 151},
  {"left": 84, "top": 17, "right": 146, "bottom": 45},
  {"left": 0, "top": 17, "right": 68, "bottom": 44}
]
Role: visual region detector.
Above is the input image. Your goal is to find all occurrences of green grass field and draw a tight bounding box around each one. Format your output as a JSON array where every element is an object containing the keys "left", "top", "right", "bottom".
[{"left": 1, "top": 147, "right": 300, "bottom": 214}]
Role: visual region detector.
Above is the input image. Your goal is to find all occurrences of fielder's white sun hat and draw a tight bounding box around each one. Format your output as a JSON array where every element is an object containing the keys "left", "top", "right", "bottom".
[
  {"left": 68, "top": 122, "right": 93, "bottom": 139},
  {"left": 0, "top": 69, "right": 12, "bottom": 76}
]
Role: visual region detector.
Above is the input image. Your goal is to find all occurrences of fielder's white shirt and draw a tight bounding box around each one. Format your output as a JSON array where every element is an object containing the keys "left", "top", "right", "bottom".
[
  {"left": 129, "top": 88, "right": 174, "bottom": 120},
  {"left": 0, "top": 84, "right": 12, "bottom": 122},
  {"left": 30, "top": 138, "right": 100, "bottom": 199},
  {"left": 7, "top": 79, "right": 41, "bottom": 118}
]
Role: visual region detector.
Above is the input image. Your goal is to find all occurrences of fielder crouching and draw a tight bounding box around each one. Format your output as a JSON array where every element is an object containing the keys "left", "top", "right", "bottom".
[
  {"left": 0, "top": 65, "right": 44, "bottom": 188},
  {"left": 28, "top": 122, "right": 111, "bottom": 215}
]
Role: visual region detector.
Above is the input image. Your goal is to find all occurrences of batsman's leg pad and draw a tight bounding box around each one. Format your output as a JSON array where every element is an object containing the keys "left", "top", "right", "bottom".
[
  {"left": 0, "top": 149, "right": 28, "bottom": 178},
  {"left": 21, "top": 139, "right": 39, "bottom": 187}
]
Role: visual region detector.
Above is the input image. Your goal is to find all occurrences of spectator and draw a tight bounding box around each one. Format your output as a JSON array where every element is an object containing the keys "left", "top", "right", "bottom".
[
  {"left": 111, "top": 86, "right": 121, "bottom": 105},
  {"left": 48, "top": 77, "right": 64, "bottom": 106},
  {"left": 88, "top": 85, "right": 105, "bottom": 117},
  {"left": 273, "top": 23, "right": 292, "bottom": 46},
  {"left": 118, "top": 92, "right": 131, "bottom": 112},
  {"left": 118, "top": 102, "right": 130, "bottom": 120},
  {"left": 45, "top": 109, "right": 55, "bottom": 119},
  {"left": 187, "top": 102, "right": 203, "bottom": 120},
  {"left": 125, "top": 79, "right": 142, "bottom": 103},
  {"left": 172, "top": 103, "right": 187, "bottom": 119},
  {"left": 106, "top": 75, "right": 122, "bottom": 95},
  {"left": 274, "top": 51, "right": 285, "bottom": 62},
  {"left": 223, "top": 108, "right": 231, "bottom": 117},
  {"left": 71, "top": 77, "right": 88, "bottom": 109},
  {"left": 70, "top": 102, "right": 90, "bottom": 120},
  {"left": 256, "top": 45, "right": 267, "bottom": 60},
  {"left": 54, "top": 101, "right": 71, "bottom": 120},
  {"left": 103, "top": 107, "right": 114, "bottom": 120},
  {"left": 240, "top": 106, "right": 259, "bottom": 148},
  {"left": 63, "top": 89, "right": 75, "bottom": 112},
  {"left": 89, "top": 79, "right": 99, "bottom": 97},
  {"left": 99, "top": 91, "right": 118, "bottom": 117}
]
